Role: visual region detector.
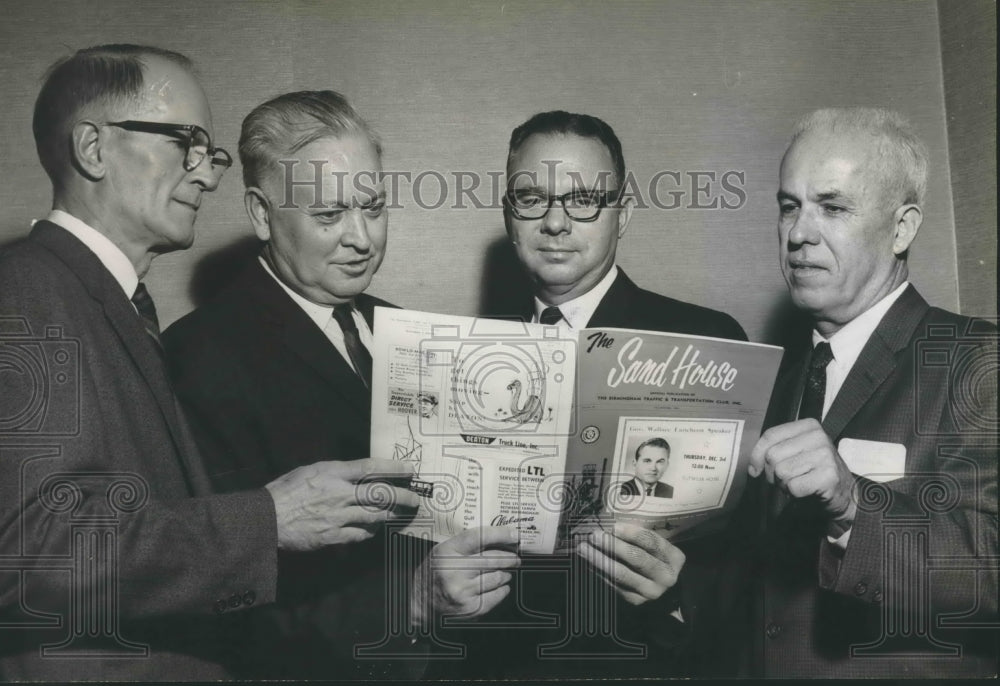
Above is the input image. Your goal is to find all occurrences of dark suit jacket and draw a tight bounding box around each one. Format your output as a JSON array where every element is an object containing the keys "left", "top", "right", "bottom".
[
  {"left": 164, "top": 258, "right": 424, "bottom": 680},
  {"left": 621, "top": 479, "right": 674, "bottom": 499},
  {"left": 0, "top": 222, "right": 277, "bottom": 681},
  {"left": 740, "top": 285, "right": 998, "bottom": 678},
  {"left": 437, "top": 268, "right": 747, "bottom": 680},
  {"left": 569, "top": 268, "right": 747, "bottom": 340}
]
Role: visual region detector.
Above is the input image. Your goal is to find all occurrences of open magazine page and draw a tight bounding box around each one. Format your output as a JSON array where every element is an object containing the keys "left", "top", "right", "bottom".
[
  {"left": 371, "top": 307, "right": 576, "bottom": 553},
  {"left": 561, "top": 328, "right": 783, "bottom": 546}
]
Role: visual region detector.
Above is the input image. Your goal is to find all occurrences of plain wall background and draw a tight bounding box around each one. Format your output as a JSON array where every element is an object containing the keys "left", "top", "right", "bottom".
[
  {"left": 1, "top": 0, "right": 993, "bottom": 342},
  {"left": 939, "top": 0, "right": 997, "bottom": 320}
]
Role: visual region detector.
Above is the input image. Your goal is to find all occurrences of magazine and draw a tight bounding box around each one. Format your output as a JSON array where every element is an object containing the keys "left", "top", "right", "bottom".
[{"left": 370, "top": 308, "right": 782, "bottom": 553}]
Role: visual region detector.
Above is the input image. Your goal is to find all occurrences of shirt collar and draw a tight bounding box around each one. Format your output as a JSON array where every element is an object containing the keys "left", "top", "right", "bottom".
[
  {"left": 259, "top": 256, "right": 337, "bottom": 331},
  {"left": 812, "top": 281, "right": 910, "bottom": 366},
  {"left": 534, "top": 265, "right": 619, "bottom": 329},
  {"left": 46, "top": 210, "right": 138, "bottom": 298}
]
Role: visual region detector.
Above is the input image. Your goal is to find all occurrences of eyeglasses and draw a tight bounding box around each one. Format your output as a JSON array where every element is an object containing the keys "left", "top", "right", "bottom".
[
  {"left": 105, "top": 120, "right": 233, "bottom": 172},
  {"left": 505, "top": 188, "right": 622, "bottom": 222}
]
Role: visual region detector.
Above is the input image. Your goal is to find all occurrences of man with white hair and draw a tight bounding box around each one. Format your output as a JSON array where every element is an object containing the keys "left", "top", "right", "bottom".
[{"left": 743, "top": 107, "right": 997, "bottom": 678}]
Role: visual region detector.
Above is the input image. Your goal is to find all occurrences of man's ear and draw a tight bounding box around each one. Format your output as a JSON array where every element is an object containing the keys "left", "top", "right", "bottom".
[
  {"left": 245, "top": 188, "right": 272, "bottom": 242},
  {"left": 71, "top": 120, "right": 106, "bottom": 180},
  {"left": 617, "top": 194, "right": 634, "bottom": 239},
  {"left": 892, "top": 203, "right": 923, "bottom": 255}
]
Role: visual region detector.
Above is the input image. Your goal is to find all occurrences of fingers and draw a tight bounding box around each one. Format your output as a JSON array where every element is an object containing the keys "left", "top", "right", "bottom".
[
  {"left": 341, "top": 457, "right": 417, "bottom": 481},
  {"left": 748, "top": 418, "right": 821, "bottom": 477},
  {"left": 339, "top": 504, "right": 414, "bottom": 527},
  {"left": 354, "top": 482, "right": 422, "bottom": 510},
  {"left": 607, "top": 522, "right": 686, "bottom": 573},
  {"left": 440, "top": 526, "right": 520, "bottom": 556},
  {"left": 326, "top": 457, "right": 413, "bottom": 483},
  {"left": 420, "top": 556, "right": 516, "bottom": 621},
  {"left": 336, "top": 526, "right": 379, "bottom": 544},
  {"left": 433, "top": 548, "right": 520, "bottom": 575},
  {"left": 478, "top": 569, "right": 514, "bottom": 593},
  {"left": 442, "top": 584, "right": 512, "bottom": 618},
  {"left": 770, "top": 451, "right": 813, "bottom": 493},
  {"left": 576, "top": 539, "right": 666, "bottom": 604},
  {"left": 575, "top": 525, "right": 684, "bottom": 605}
]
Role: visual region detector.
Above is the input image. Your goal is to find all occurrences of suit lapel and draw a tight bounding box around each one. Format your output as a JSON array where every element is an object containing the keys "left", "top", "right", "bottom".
[
  {"left": 822, "top": 285, "right": 928, "bottom": 441},
  {"left": 585, "top": 269, "right": 638, "bottom": 328},
  {"left": 245, "top": 262, "right": 370, "bottom": 418},
  {"left": 30, "top": 221, "right": 201, "bottom": 489}
]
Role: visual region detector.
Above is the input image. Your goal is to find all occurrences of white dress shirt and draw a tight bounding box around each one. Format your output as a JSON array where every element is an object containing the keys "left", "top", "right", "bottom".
[
  {"left": 258, "top": 257, "right": 373, "bottom": 373},
  {"left": 45, "top": 210, "right": 138, "bottom": 299},
  {"left": 532, "top": 265, "right": 619, "bottom": 329}
]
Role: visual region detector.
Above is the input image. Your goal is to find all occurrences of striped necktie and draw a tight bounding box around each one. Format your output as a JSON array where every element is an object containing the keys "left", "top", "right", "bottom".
[{"left": 131, "top": 283, "right": 162, "bottom": 350}]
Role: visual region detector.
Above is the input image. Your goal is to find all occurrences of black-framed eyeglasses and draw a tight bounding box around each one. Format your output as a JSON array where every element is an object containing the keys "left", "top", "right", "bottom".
[
  {"left": 505, "top": 188, "right": 622, "bottom": 222},
  {"left": 105, "top": 120, "right": 233, "bottom": 172}
]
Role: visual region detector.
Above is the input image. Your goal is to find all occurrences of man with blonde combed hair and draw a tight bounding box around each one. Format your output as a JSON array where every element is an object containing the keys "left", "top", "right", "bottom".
[{"left": 733, "top": 106, "right": 997, "bottom": 678}]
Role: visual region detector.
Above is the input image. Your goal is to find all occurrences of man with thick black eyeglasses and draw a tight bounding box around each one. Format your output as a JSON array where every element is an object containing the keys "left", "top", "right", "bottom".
[
  {"left": 0, "top": 45, "right": 417, "bottom": 682},
  {"left": 104, "top": 120, "right": 233, "bottom": 171},
  {"left": 431, "top": 110, "right": 750, "bottom": 679}
]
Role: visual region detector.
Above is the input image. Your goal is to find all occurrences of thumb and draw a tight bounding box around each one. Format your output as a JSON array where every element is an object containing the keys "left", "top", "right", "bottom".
[{"left": 443, "top": 525, "right": 519, "bottom": 555}]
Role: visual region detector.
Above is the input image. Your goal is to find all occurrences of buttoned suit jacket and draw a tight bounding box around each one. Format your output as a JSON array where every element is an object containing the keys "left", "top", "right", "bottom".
[
  {"left": 164, "top": 258, "right": 423, "bottom": 680},
  {"left": 438, "top": 268, "right": 748, "bottom": 679},
  {"left": 0, "top": 222, "right": 277, "bottom": 681},
  {"left": 743, "top": 285, "right": 998, "bottom": 678},
  {"left": 621, "top": 479, "right": 675, "bottom": 498}
]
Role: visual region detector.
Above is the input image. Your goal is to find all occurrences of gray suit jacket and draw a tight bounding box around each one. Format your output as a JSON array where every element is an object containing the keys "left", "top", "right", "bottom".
[
  {"left": 747, "top": 285, "right": 998, "bottom": 678},
  {"left": 0, "top": 222, "right": 278, "bottom": 681}
]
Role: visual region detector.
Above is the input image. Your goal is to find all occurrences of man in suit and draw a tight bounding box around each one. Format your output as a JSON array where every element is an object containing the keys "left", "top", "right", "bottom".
[
  {"left": 0, "top": 46, "right": 417, "bottom": 681},
  {"left": 434, "top": 111, "right": 748, "bottom": 679},
  {"left": 164, "top": 90, "right": 513, "bottom": 679},
  {"left": 745, "top": 107, "right": 997, "bottom": 678},
  {"left": 621, "top": 438, "right": 675, "bottom": 498}
]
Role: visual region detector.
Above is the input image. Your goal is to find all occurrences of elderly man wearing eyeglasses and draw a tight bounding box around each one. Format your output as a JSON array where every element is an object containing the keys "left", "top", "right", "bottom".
[{"left": 0, "top": 44, "right": 419, "bottom": 682}]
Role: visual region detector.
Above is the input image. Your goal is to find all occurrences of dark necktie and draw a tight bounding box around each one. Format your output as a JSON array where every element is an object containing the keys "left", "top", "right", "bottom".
[
  {"left": 539, "top": 306, "right": 563, "bottom": 325},
  {"left": 798, "top": 342, "right": 834, "bottom": 422},
  {"left": 645, "top": 486, "right": 653, "bottom": 496},
  {"left": 769, "top": 341, "right": 836, "bottom": 546},
  {"left": 332, "top": 305, "right": 372, "bottom": 389},
  {"left": 131, "top": 283, "right": 162, "bottom": 350}
]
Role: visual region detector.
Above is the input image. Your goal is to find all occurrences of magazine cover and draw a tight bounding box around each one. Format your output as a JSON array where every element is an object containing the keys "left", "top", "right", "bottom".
[{"left": 560, "top": 328, "right": 783, "bottom": 545}]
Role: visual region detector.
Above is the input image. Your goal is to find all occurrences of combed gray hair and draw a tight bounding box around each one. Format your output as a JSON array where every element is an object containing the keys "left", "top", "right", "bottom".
[
  {"left": 33, "top": 44, "right": 195, "bottom": 186},
  {"left": 789, "top": 107, "right": 929, "bottom": 206},
  {"left": 239, "top": 90, "right": 381, "bottom": 189}
]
